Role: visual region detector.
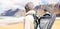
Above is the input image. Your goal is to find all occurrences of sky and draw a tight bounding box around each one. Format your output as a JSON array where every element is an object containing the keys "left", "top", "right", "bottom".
[{"left": 0, "top": 0, "right": 60, "bottom": 14}]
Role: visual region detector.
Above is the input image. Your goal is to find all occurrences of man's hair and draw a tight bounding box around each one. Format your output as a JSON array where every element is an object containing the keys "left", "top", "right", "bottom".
[
  {"left": 44, "top": 6, "right": 51, "bottom": 12},
  {"left": 25, "top": 4, "right": 30, "bottom": 12},
  {"left": 25, "top": 2, "right": 33, "bottom": 12},
  {"left": 44, "top": 9, "right": 48, "bottom": 12}
]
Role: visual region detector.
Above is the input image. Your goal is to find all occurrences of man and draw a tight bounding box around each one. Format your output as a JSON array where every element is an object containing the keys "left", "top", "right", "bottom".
[
  {"left": 25, "top": 2, "right": 36, "bottom": 29},
  {"left": 40, "top": 6, "right": 53, "bottom": 29},
  {"left": 43, "top": 7, "right": 51, "bottom": 17}
]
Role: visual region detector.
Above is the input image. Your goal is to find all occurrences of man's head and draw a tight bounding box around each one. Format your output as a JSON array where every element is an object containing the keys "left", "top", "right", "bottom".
[
  {"left": 43, "top": 6, "right": 51, "bottom": 13},
  {"left": 44, "top": 9, "right": 48, "bottom": 12},
  {"left": 25, "top": 2, "right": 34, "bottom": 12}
]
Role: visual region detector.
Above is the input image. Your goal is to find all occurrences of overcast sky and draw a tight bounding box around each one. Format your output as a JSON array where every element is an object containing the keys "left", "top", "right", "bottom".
[{"left": 0, "top": 0, "right": 60, "bottom": 14}]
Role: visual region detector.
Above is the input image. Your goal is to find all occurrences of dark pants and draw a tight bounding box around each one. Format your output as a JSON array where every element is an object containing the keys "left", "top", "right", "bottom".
[{"left": 34, "top": 19, "right": 40, "bottom": 29}]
